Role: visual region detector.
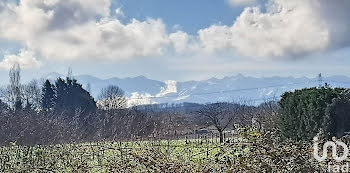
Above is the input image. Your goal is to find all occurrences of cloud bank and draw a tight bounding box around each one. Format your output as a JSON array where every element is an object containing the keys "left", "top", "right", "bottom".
[
  {"left": 0, "top": 0, "right": 349, "bottom": 66},
  {"left": 0, "top": 50, "right": 42, "bottom": 70},
  {"left": 198, "top": 0, "right": 350, "bottom": 58},
  {"left": 0, "top": 0, "right": 170, "bottom": 61}
]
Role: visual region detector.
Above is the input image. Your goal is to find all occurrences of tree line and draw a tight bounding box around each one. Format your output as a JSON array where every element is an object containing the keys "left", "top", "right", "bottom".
[
  {"left": 1, "top": 63, "right": 347, "bottom": 146},
  {"left": 0, "top": 64, "right": 127, "bottom": 114},
  {"left": 0, "top": 64, "right": 280, "bottom": 146},
  {"left": 0, "top": 64, "right": 150, "bottom": 146}
]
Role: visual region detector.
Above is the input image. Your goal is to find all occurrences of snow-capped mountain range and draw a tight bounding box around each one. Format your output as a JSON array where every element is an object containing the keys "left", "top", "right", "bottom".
[{"left": 42, "top": 72, "right": 350, "bottom": 105}]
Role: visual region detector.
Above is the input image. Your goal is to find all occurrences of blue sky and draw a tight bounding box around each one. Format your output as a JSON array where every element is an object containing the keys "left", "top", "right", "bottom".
[
  {"left": 112, "top": 0, "right": 244, "bottom": 34},
  {"left": 0, "top": 0, "right": 349, "bottom": 83}
]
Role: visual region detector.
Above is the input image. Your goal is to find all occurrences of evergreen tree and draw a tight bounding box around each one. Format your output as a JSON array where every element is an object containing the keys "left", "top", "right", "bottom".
[
  {"left": 53, "top": 78, "right": 96, "bottom": 114},
  {"left": 41, "top": 80, "right": 55, "bottom": 111},
  {"left": 325, "top": 90, "right": 350, "bottom": 137},
  {"left": 54, "top": 78, "right": 67, "bottom": 110},
  {"left": 279, "top": 87, "right": 342, "bottom": 140}
]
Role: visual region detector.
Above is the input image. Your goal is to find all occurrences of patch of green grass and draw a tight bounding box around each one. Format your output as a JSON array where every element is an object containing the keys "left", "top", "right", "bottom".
[
  {"left": 1, "top": 130, "right": 318, "bottom": 172},
  {"left": 0, "top": 138, "right": 245, "bottom": 172}
]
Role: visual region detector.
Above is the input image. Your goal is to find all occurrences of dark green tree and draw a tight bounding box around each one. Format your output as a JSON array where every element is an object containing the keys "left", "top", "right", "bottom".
[
  {"left": 54, "top": 77, "right": 96, "bottom": 114},
  {"left": 279, "top": 87, "right": 342, "bottom": 140},
  {"left": 54, "top": 78, "right": 67, "bottom": 110},
  {"left": 41, "top": 80, "right": 55, "bottom": 111},
  {"left": 324, "top": 90, "right": 350, "bottom": 137}
]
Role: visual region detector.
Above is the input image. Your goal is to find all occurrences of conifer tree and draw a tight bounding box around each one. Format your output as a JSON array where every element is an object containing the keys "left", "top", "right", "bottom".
[
  {"left": 53, "top": 78, "right": 96, "bottom": 114},
  {"left": 279, "top": 87, "right": 342, "bottom": 140},
  {"left": 41, "top": 80, "right": 55, "bottom": 111},
  {"left": 325, "top": 90, "right": 350, "bottom": 137}
]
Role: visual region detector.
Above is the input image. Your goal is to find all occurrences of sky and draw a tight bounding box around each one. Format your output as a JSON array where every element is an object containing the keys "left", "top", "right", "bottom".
[{"left": 0, "top": 0, "right": 349, "bottom": 83}]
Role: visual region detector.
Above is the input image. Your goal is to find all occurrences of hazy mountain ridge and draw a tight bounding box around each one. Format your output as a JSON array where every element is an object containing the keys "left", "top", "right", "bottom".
[{"left": 42, "top": 73, "right": 350, "bottom": 104}]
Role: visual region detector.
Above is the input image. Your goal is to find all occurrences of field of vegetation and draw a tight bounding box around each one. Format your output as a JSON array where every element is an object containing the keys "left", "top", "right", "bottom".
[
  {"left": 0, "top": 129, "right": 327, "bottom": 172},
  {"left": 1, "top": 65, "right": 350, "bottom": 172}
]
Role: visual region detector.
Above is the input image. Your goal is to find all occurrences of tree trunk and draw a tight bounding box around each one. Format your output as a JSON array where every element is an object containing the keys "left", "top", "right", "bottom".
[{"left": 219, "top": 131, "right": 224, "bottom": 143}]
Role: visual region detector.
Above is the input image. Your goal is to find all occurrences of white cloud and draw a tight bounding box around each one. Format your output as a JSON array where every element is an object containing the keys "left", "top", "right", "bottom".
[
  {"left": 198, "top": 0, "right": 350, "bottom": 58},
  {"left": 115, "top": 7, "right": 124, "bottom": 18},
  {"left": 169, "top": 31, "right": 190, "bottom": 54},
  {"left": 228, "top": 0, "right": 256, "bottom": 7},
  {"left": 29, "top": 18, "right": 170, "bottom": 61},
  {"left": 127, "top": 92, "right": 156, "bottom": 107},
  {"left": 0, "top": 0, "right": 349, "bottom": 62},
  {"left": 156, "top": 80, "right": 177, "bottom": 97},
  {"left": 0, "top": 50, "right": 42, "bottom": 70},
  {"left": 169, "top": 31, "right": 201, "bottom": 54},
  {"left": 0, "top": 0, "right": 171, "bottom": 61}
]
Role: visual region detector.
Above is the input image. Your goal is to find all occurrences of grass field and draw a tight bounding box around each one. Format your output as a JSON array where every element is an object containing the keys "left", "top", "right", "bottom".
[
  {"left": 0, "top": 131, "right": 323, "bottom": 172},
  {"left": 0, "top": 136, "right": 253, "bottom": 172}
]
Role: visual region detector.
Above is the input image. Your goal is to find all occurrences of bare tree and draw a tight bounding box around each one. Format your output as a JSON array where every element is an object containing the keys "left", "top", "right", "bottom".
[
  {"left": 254, "top": 101, "right": 280, "bottom": 130},
  {"left": 197, "top": 102, "right": 236, "bottom": 143},
  {"left": 235, "top": 104, "right": 256, "bottom": 128},
  {"left": 8, "top": 63, "right": 22, "bottom": 111},
  {"left": 22, "top": 80, "right": 41, "bottom": 110},
  {"left": 0, "top": 64, "right": 41, "bottom": 111},
  {"left": 97, "top": 85, "right": 127, "bottom": 110}
]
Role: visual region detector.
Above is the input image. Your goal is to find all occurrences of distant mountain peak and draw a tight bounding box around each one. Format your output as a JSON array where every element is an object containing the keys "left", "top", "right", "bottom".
[
  {"left": 40, "top": 72, "right": 350, "bottom": 105},
  {"left": 43, "top": 72, "right": 64, "bottom": 80},
  {"left": 134, "top": 75, "right": 148, "bottom": 79},
  {"left": 224, "top": 73, "right": 246, "bottom": 80}
]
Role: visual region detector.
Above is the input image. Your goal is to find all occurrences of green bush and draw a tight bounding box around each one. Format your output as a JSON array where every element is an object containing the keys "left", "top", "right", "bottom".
[{"left": 279, "top": 87, "right": 350, "bottom": 140}]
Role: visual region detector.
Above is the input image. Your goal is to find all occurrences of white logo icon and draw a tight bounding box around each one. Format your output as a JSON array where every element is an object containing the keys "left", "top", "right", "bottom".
[{"left": 313, "top": 140, "right": 349, "bottom": 162}]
